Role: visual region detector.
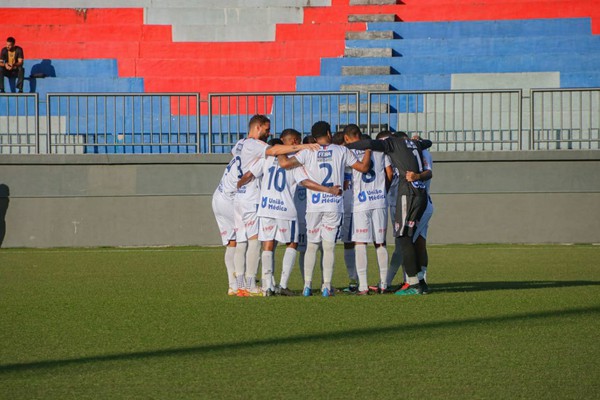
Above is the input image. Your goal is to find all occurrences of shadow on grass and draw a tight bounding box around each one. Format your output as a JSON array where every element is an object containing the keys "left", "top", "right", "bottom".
[
  {"left": 1, "top": 306, "right": 598, "bottom": 374},
  {"left": 432, "top": 280, "right": 600, "bottom": 293}
]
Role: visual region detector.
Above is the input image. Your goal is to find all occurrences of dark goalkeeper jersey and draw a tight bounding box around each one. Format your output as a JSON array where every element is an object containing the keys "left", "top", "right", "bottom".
[{"left": 346, "top": 137, "right": 431, "bottom": 196}]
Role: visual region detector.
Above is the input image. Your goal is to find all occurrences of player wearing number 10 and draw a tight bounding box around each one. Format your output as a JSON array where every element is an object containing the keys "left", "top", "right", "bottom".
[{"left": 278, "top": 121, "right": 372, "bottom": 297}]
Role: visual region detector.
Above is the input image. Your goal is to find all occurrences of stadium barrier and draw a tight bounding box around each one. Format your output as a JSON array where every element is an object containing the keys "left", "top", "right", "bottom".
[{"left": 1, "top": 89, "right": 599, "bottom": 154}]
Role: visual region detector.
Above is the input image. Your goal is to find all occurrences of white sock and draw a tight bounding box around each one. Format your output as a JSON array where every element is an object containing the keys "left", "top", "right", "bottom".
[
  {"left": 376, "top": 246, "right": 389, "bottom": 290},
  {"left": 225, "top": 246, "right": 237, "bottom": 290},
  {"left": 280, "top": 247, "right": 297, "bottom": 289},
  {"left": 407, "top": 275, "right": 419, "bottom": 286},
  {"left": 355, "top": 244, "right": 368, "bottom": 291},
  {"left": 387, "top": 246, "right": 402, "bottom": 286},
  {"left": 261, "top": 251, "right": 274, "bottom": 290},
  {"left": 245, "top": 239, "right": 261, "bottom": 287},
  {"left": 344, "top": 247, "right": 357, "bottom": 282},
  {"left": 303, "top": 242, "right": 319, "bottom": 288},
  {"left": 234, "top": 241, "right": 247, "bottom": 289},
  {"left": 321, "top": 240, "right": 335, "bottom": 290}
]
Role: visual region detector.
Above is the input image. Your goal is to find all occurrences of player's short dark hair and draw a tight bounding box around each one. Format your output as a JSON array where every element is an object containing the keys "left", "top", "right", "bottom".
[
  {"left": 268, "top": 138, "right": 283, "bottom": 146},
  {"left": 394, "top": 131, "right": 409, "bottom": 139},
  {"left": 376, "top": 130, "right": 393, "bottom": 140},
  {"left": 311, "top": 121, "right": 331, "bottom": 139},
  {"left": 360, "top": 133, "right": 371, "bottom": 141},
  {"left": 6, "top": 37, "right": 15, "bottom": 44},
  {"left": 342, "top": 124, "right": 361, "bottom": 139},
  {"left": 280, "top": 128, "right": 301, "bottom": 141},
  {"left": 248, "top": 114, "right": 270, "bottom": 130},
  {"left": 302, "top": 135, "right": 317, "bottom": 144},
  {"left": 332, "top": 132, "right": 345, "bottom": 145}
]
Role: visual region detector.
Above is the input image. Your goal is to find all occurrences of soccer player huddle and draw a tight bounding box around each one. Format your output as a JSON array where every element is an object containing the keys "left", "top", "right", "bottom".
[{"left": 212, "top": 115, "right": 434, "bottom": 297}]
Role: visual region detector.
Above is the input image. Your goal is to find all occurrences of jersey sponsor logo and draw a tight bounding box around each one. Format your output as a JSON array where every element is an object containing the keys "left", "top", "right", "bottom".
[
  {"left": 358, "top": 189, "right": 386, "bottom": 203},
  {"left": 312, "top": 192, "right": 339, "bottom": 205},
  {"left": 317, "top": 150, "right": 333, "bottom": 160},
  {"left": 354, "top": 228, "right": 369, "bottom": 234},
  {"left": 262, "top": 225, "right": 275, "bottom": 232},
  {"left": 297, "top": 188, "right": 306, "bottom": 201},
  {"left": 263, "top": 197, "right": 288, "bottom": 212},
  {"left": 308, "top": 228, "right": 320, "bottom": 234}
]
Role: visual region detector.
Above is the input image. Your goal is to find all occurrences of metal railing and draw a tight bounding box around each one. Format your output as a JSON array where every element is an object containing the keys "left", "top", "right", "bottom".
[
  {"left": 1, "top": 89, "right": 599, "bottom": 154},
  {"left": 367, "top": 90, "right": 523, "bottom": 151},
  {"left": 207, "top": 91, "right": 360, "bottom": 153},
  {"left": 46, "top": 93, "right": 200, "bottom": 154},
  {"left": 530, "top": 88, "right": 600, "bottom": 150},
  {"left": 0, "top": 93, "right": 39, "bottom": 154}
]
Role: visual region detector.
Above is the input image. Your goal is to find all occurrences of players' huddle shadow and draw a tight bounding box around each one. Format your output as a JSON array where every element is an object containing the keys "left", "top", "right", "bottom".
[{"left": 430, "top": 280, "right": 600, "bottom": 293}]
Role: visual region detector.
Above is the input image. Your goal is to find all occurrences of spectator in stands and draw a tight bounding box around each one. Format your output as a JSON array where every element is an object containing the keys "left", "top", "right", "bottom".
[{"left": 0, "top": 37, "right": 25, "bottom": 93}]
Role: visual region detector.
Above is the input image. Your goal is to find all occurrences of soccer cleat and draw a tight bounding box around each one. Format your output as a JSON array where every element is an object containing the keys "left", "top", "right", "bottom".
[
  {"left": 368, "top": 284, "right": 379, "bottom": 292},
  {"left": 263, "top": 288, "right": 275, "bottom": 297},
  {"left": 279, "top": 287, "right": 296, "bottom": 296},
  {"left": 227, "top": 287, "right": 237, "bottom": 296},
  {"left": 303, "top": 287, "right": 312, "bottom": 297},
  {"left": 322, "top": 287, "right": 331, "bottom": 297},
  {"left": 248, "top": 287, "right": 263, "bottom": 297},
  {"left": 343, "top": 280, "right": 358, "bottom": 293},
  {"left": 356, "top": 289, "right": 370, "bottom": 296},
  {"left": 419, "top": 279, "right": 431, "bottom": 295},
  {"left": 236, "top": 288, "right": 250, "bottom": 297},
  {"left": 394, "top": 284, "right": 422, "bottom": 296}
]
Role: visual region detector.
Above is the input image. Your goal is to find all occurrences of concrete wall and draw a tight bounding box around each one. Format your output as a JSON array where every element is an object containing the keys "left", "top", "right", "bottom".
[{"left": 1, "top": 150, "right": 599, "bottom": 248}]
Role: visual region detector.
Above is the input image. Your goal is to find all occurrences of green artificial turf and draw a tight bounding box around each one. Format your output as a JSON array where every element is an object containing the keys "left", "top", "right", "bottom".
[{"left": 0, "top": 245, "right": 598, "bottom": 399}]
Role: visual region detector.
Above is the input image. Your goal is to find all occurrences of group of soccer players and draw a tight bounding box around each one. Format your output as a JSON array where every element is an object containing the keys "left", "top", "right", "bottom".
[{"left": 211, "top": 114, "right": 434, "bottom": 297}]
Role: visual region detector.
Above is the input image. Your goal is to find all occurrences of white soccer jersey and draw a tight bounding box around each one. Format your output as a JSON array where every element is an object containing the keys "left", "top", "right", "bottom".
[
  {"left": 254, "top": 156, "right": 309, "bottom": 221},
  {"left": 294, "top": 144, "right": 358, "bottom": 213},
  {"left": 350, "top": 149, "right": 389, "bottom": 212},
  {"left": 215, "top": 138, "right": 245, "bottom": 200},
  {"left": 236, "top": 138, "right": 268, "bottom": 205}
]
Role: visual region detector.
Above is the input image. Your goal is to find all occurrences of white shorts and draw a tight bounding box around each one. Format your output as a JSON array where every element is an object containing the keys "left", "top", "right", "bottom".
[
  {"left": 352, "top": 208, "right": 388, "bottom": 244},
  {"left": 413, "top": 198, "right": 434, "bottom": 242},
  {"left": 212, "top": 190, "right": 236, "bottom": 246},
  {"left": 234, "top": 199, "right": 259, "bottom": 242},
  {"left": 306, "top": 212, "right": 343, "bottom": 243},
  {"left": 258, "top": 217, "right": 298, "bottom": 244},
  {"left": 338, "top": 212, "right": 354, "bottom": 243}
]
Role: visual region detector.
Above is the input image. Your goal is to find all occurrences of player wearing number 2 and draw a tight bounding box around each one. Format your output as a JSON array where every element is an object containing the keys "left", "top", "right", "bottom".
[
  {"left": 343, "top": 125, "right": 394, "bottom": 295},
  {"left": 278, "top": 121, "right": 371, "bottom": 297},
  {"left": 346, "top": 131, "right": 432, "bottom": 295}
]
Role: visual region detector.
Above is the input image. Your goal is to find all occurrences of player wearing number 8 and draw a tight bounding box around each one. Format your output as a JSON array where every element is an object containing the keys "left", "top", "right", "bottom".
[
  {"left": 345, "top": 131, "right": 432, "bottom": 295},
  {"left": 343, "top": 125, "right": 394, "bottom": 295}
]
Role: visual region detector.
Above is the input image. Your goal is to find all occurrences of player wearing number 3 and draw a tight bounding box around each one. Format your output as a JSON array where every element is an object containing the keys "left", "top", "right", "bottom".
[{"left": 278, "top": 121, "right": 371, "bottom": 297}]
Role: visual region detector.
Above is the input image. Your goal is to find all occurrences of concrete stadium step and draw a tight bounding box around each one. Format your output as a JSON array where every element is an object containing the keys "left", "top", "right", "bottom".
[
  {"left": 346, "top": 30, "right": 394, "bottom": 40},
  {"left": 143, "top": 76, "right": 297, "bottom": 96},
  {"left": 348, "top": 14, "right": 397, "bottom": 23},
  {"left": 340, "top": 83, "right": 390, "bottom": 93},
  {"left": 344, "top": 48, "right": 393, "bottom": 57},
  {"left": 344, "top": 35, "right": 600, "bottom": 57},
  {"left": 338, "top": 102, "right": 389, "bottom": 113},
  {"left": 342, "top": 66, "right": 392, "bottom": 76},
  {"left": 350, "top": 0, "right": 398, "bottom": 5},
  {"left": 321, "top": 53, "right": 600, "bottom": 75},
  {"left": 366, "top": 18, "right": 594, "bottom": 39}
]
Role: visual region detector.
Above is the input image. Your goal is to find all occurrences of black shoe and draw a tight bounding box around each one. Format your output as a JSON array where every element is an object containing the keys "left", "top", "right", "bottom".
[
  {"left": 419, "top": 279, "right": 430, "bottom": 295},
  {"left": 264, "top": 288, "right": 275, "bottom": 297},
  {"left": 279, "top": 287, "right": 296, "bottom": 296}
]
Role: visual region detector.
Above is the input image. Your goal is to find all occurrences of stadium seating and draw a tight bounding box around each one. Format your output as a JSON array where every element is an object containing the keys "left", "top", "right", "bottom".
[{"left": 0, "top": 0, "right": 599, "bottom": 153}]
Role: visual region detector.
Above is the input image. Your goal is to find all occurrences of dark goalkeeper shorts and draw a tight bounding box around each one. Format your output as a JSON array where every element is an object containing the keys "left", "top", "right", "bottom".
[{"left": 393, "top": 191, "right": 428, "bottom": 238}]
